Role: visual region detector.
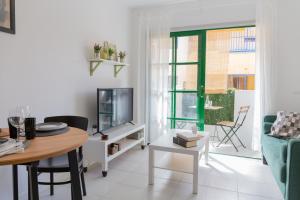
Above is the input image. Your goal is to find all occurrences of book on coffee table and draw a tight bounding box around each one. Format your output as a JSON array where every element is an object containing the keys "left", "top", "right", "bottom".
[
  {"left": 176, "top": 132, "right": 203, "bottom": 142},
  {"left": 173, "top": 137, "right": 198, "bottom": 148}
]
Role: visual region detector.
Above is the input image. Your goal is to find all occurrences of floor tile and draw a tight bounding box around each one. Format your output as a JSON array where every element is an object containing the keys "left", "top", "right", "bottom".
[
  {"left": 200, "top": 186, "right": 238, "bottom": 200},
  {"left": 238, "top": 193, "right": 283, "bottom": 200},
  {"left": 13, "top": 148, "right": 284, "bottom": 200},
  {"left": 238, "top": 179, "right": 283, "bottom": 199},
  {"left": 154, "top": 168, "right": 183, "bottom": 181}
]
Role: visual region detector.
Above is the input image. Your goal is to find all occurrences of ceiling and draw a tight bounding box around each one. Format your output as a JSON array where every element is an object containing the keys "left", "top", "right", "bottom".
[
  {"left": 122, "top": 0, "right": 198, "bottom": 8},
  {"left": 121, "top": 0, "right": 254, "bottom": 8}
]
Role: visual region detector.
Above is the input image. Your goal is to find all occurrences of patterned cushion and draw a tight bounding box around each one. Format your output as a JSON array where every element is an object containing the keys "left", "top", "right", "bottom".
[{"left": 271, "top": 111, "right": 300, "bottom": 138}]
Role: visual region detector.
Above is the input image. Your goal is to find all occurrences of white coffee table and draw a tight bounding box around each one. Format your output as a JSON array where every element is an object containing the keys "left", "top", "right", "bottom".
[{"left": 148, "top": 130, "right": 209, "bottom": 194}]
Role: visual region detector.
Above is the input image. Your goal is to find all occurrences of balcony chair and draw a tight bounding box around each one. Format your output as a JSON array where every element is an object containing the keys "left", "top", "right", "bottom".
[{"left": 216, "top": 106, "right": 250, "bottom": 151}]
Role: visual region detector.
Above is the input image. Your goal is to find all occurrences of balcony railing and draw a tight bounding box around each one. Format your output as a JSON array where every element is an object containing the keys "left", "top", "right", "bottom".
[{"left": 230, "top": 28, "right": 256, "bottom": 53}]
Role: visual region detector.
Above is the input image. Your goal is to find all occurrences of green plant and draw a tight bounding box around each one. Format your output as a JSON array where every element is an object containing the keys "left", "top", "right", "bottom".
[
  {"left": 119, "top": 51, "right": 126, "bottom": 59},
  {"left": 94, "top": 43, "right": 102, "bottom": 53},
  {"left": 204, "top": 90, "right": 235, "bottom": 125},
  {"left": 108, "top": 48, "right": 115, "bottom": 57}
]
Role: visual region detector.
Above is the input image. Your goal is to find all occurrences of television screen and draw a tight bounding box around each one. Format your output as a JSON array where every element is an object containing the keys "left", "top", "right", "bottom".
[{"left": 97, "top": 88, "right": 133, "bottom": 132}]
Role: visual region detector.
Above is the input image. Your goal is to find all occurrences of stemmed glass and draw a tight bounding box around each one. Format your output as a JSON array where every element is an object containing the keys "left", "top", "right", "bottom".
[
  {"left": 23, "top": 105, "right": 31, "bottom": 118},
  {"left": 8, "top": 107, "right": 26, "bottom": 142}
]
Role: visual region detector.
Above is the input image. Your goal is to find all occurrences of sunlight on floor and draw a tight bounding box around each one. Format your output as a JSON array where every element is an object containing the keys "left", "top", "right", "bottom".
[{"left": 29, "top": 146, "right": 283, "bottom": 200}]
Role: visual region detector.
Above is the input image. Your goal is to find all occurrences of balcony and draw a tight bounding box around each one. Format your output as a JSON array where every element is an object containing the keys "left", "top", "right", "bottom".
[{"left": 205, "top": 89, "right": 259, "bottom": 158}]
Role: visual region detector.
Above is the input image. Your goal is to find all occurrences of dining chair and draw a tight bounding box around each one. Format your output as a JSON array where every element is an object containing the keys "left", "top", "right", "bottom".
[
  {"left": 31, "top": 116, "right": 88, "bottom": 197},
  {"left": 216, "top": 106, "right": 250, "bottom": 152}
]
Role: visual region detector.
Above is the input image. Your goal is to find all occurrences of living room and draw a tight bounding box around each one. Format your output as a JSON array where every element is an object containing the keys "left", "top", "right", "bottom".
[{"left": 0, "top": 0, "right": 299, "bottom": 200}]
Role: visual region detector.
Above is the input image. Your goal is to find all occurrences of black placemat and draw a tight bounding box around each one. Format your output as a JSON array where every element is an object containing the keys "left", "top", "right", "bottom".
[{"left": 36, "top": 127, "right": 69, "bottom": 137}]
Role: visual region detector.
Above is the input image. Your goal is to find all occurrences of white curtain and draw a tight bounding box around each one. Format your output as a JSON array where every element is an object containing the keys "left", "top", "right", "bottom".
[
  {"left": 252, "top": 0, "right": 278, "bottom": 151},
  {"left": 134, "top": 11, "right": 171, "bottom": 143}
]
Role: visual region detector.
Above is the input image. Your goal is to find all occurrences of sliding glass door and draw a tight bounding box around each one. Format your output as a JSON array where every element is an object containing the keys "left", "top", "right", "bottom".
[{"left": 168, "top": 31, "right": 206, "bottom": 130}]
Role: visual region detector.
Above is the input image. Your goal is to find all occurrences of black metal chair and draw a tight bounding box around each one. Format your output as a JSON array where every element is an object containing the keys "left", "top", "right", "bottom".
[
  {"left": 31, "top": 116, "right": 88, "bottom": 197},
  {"left": 216, "top": 106, "right": 250, "bottom": 152}
]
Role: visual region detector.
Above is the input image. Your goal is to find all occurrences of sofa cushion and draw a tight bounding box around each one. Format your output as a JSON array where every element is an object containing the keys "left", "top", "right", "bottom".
[
  {"left": 271, "top": 111, "right": 300, "bottom": 138},
  {"left": 262, "top": 134, "right": 288, "bottom": 183}
]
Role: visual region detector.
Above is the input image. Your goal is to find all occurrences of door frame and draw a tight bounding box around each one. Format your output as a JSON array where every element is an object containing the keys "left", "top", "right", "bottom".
[
  {"left": 169, "top": 30, "right": 206, "bottom": 130},
  {"left": 168, "top": 25, "right": 255, "bottom": 131}
]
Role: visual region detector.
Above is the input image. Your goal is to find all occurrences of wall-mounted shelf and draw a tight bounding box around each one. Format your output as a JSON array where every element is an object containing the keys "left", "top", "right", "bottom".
[{"left": 89, "top": 58, "right": 129, "bottom": 77}]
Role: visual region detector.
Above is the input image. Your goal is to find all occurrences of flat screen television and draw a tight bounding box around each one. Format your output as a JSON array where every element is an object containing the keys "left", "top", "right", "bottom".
[{"left": 97, "top": 88, "right": 133, "bottom": 133}]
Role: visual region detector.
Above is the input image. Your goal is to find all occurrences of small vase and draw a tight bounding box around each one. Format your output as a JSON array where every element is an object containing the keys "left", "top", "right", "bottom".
[
  {"left": 120, "top": 57, "right": 125, "bottom": 63},
  {"left": 94, "top": 52, "right": 100, "bottom": 59},
  {"left": 109, "top": 55, "right": 113, "bottom": 60},
  {"left": 101, "top": 51, "right": 108, "bottom": 60}
]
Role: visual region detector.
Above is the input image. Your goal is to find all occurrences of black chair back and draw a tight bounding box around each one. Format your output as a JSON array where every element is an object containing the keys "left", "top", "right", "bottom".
[
  {"left": 44, "top": 115, "right": 88, "bottom": 161},
  {"left": 44, "top": 116, "right": 88, "bottom": 131},
  {"left": 39, "top": 116, "right": 88, "bottom": 196}
]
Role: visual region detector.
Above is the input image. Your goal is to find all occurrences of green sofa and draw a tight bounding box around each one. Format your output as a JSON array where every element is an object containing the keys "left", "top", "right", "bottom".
[{"left": 262, "top": 115, "right": 300, "bottom": 200}]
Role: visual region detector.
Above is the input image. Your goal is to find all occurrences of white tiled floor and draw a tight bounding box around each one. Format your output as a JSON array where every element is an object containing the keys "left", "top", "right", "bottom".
[
  {"left": 209, "top": 140, "right": 261, "bottom": 159},
  {"left": 24, "top": 146, "right": 283, "bottom": 200}
]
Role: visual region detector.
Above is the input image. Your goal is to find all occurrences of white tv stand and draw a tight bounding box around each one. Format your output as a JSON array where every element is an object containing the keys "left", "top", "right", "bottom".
[{"left": 83, "top": 123, "right": 145, "bottom": 177}]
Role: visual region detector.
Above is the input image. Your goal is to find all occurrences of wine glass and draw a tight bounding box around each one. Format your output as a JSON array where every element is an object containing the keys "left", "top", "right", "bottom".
[
  {"left": 8, "top": 107, "right": 26, "bottom": 141},
  {"left": 22, "top": 105, "right": 31, "bottom": 118}
]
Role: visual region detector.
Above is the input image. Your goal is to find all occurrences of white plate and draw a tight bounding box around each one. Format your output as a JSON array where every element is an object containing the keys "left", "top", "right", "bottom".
[{"left": 36, "top": 122, "right": 68, "bottom": 132}]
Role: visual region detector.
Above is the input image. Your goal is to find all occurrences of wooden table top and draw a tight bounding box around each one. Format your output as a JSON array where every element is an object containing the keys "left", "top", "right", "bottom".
[{"left": 0, "top": 127, "right": 88, "bottom": 165}]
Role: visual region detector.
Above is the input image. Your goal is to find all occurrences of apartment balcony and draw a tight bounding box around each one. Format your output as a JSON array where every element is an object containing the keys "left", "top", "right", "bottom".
[
  {"left": 172, "top": 89, "right": 259, "bottom": 158},
  {"left": 205, "top": 89, "right": 259, "bottom": 158}
]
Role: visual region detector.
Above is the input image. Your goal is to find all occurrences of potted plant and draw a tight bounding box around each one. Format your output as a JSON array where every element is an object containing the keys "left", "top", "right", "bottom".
[
  {"left": 119, "top": 51, "right": 126, "bottom": 63},
  {"left": 108, "top": 47, "right": 115, "bottom": 60},
  {"left": 94, "top": 43, "right": 102, "bottom": 58}
]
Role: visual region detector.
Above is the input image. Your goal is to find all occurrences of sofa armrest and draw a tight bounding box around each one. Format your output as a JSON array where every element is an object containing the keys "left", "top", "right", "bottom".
[
  {"left": 264, "top": 115, "right": 277, "bottom": 123},
  {"left": 286, "top": 139, "right": 300, "bottom": 200},
  {"left": 263, "top": 115, "right": 276, "bottom": 134}
]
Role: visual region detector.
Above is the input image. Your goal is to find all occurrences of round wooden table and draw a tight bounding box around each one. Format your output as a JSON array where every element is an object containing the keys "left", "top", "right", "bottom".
[{"left": 0, "top": 127, "right": 88, "bottom": 200}]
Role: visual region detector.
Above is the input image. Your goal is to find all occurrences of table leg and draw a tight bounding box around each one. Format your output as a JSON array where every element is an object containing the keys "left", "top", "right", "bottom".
[
  {"left": 28, "top": 163, "right": 39, "bottom": 200},
  {"left": 27, "top": 166, "right": 31, "bottom": 200},
  {"left": 100, "top": 144, "right": 108, "bottom": 177},
  {"left": 193, "top": 153, "right": 199, "bottom": 194},
  {"left": 12, "top": 165, "right": 18, "bottom": 200},
  {"left": 205, "top": 138, "right": 209, "bottom": 165},
  {"left": 148, "top": 148, "right": 154, "bottom": 185},
  {"left": 68, "top": 150, "right": 82, "bottom": 200},
  {"left": 102, "top": 159, "right": 108, "bottom": 177}
]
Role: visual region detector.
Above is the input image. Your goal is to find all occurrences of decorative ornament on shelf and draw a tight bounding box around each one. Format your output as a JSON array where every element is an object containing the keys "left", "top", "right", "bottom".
[
  {"left": 100, "top": 41, "right": 109, "bottom": 60},
  {"left": 89, "top": 41, "right": 128, "bottom": 77},
  {"left": 119, "top": 51, "right": 126, "bottom": 63},
  {"left": 94, "top": 43, "right": 102, "bottom": 59},
  {"left": 111, "top": 44, "right": 118, "bottom": 61},
  {"left": 108, "top": 47, "right": 115, "bottom": 60}
]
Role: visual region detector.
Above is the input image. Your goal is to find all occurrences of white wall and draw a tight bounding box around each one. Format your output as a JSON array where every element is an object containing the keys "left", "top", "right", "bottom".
[
  {"left": 234, "top": 90, "right": 255, "bottom": 148},
  {"left": 170, "top": 1, "right": 256, "bottom": 30},
  {"left": 0, "top": 0, "right": 131, "bottom": 198},
  {"left": 0, "top": 0, "right": 131, "bottom": 128},
  {"left": 274, "top": 0, "right": 300, "bottom": 112}
]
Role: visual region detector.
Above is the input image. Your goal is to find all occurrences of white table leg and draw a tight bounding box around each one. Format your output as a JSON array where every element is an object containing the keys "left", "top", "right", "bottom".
[
  {"left": 205, "top": 138, "right": 209, "bottom": 164},
  {"left": 100, "top": 145, "right": 108, "bottom": 177},
  {"left": 148, "top": 148, "right": 154, "bottom": 185},
  {"left": 193, "top": 153, "right": 199, "bottom": 194}
]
